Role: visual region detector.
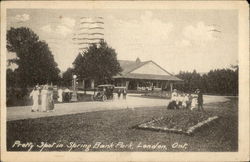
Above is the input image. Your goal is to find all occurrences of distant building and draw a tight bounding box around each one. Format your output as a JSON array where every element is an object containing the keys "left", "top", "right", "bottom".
[{"left": 113, "top": 58, "right": 182, "bottom": 91}]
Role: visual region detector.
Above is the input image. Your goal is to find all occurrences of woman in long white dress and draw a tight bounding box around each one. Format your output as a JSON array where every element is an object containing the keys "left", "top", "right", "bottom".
[
  {"left": 30, "top": 86, "right": 40, "bottom": 112},
  {"left": 47, "top": 86, "right": 54, "bottom": 111},
  {"left": 41, "top": 85, "right": 48, "bottom": 112},
  {"left": 191, "top": 94, "right": 198, "bottom": 110},
  {"left": 58, "top": 88, "right": 63, "bottom": 102}
]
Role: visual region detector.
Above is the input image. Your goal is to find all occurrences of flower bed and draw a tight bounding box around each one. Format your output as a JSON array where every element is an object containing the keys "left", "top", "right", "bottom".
[{"left": 135, "top": 110, "right": 219, "bottom": 135}]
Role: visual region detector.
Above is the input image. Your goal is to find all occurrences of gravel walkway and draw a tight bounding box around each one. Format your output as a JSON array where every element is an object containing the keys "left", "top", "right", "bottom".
[{"left": 6, "top": 94, "right": 229, "bottom": 121}]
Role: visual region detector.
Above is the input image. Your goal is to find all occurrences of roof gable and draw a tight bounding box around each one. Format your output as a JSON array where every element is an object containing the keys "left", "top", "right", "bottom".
[
  {"left": 131, "top": 61, "right": 170, "bottom": 76},
  {"left": 116, "top": 59, "right": 181, "bottom": 81},
  {"left": 118, "top": 60, "right": 150, "bottom": 75}
]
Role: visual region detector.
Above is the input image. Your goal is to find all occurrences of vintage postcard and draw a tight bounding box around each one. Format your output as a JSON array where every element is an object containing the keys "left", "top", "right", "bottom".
[{"left": 1, "top": 1, "right": 249, "bottom": 162}]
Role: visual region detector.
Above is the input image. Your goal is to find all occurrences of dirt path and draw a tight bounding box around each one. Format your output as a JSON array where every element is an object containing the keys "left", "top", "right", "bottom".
[{"left": 6, "top": 94, "right": 229, "bottom": 121}]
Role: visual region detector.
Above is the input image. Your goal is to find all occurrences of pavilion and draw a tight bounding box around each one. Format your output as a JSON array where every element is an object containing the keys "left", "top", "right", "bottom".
[{"left": 113, "top": 58, "right": 182, "bottom": 91}]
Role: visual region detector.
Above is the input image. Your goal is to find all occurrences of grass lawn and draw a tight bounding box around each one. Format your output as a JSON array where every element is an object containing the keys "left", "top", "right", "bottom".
[{"left": 7, "top": 97, "right": 238, "bottom": 152}]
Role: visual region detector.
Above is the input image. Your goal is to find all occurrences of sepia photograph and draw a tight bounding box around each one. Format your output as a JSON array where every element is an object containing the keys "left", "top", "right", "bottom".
[{"left": 1, "top": 1, "right": 249, "bottom": 162}]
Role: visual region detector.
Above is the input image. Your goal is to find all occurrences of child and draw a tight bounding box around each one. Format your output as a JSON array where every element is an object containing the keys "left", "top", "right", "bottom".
[
  {"left": 182, "top": 93, "right": 189, "bottom": 109},
  {"left": 191, "top": 94, "right": 197, "bottom": 110}
]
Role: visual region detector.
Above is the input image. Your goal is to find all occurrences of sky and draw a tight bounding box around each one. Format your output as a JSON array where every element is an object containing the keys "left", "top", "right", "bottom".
[{"left": 7, "top": 9, "right": 238, "bottom": 74}]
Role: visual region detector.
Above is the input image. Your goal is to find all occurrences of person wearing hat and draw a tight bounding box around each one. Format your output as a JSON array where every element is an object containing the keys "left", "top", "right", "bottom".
[
  {"left": 41, "top": 85, "right": 49, "bottom": 112},
  {"left": 168, "top": 89, "right": 178, "bottom": 109},
  {"left": 29, "top": 85, "right": 40, "bottom": 112},
  {"left": 196, "top": 89, "right": 204, "bottom": 111}
]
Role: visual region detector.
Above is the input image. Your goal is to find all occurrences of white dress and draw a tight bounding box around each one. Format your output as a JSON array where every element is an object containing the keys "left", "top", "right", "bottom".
[
  {"left": 30, "top": 90, "right": 39, "bottom": 111},
  {"left": 191, "top": 98, "right": 197, "bottom": 110},
  {"left": 41, "top": 89, "right": 48, "bottom": 112},
  {"left": 182, "top": 96, "right": 189, "bottom": 108},
  {"left": 58, "top": 89, "right": 63, "bottom": 102},
  {"left": 171, "top": 92, "right": 177, "bottom": 102}
]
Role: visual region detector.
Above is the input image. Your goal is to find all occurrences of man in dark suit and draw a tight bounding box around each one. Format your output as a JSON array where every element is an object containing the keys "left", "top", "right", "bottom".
[{"left": 196, "top": 89, "right": 204, "bottom": 111}]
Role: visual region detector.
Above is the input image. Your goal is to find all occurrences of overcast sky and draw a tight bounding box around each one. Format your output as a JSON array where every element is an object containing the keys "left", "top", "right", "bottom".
[{"left": 7, "top": 9, "right": 238, "bottom": 74}]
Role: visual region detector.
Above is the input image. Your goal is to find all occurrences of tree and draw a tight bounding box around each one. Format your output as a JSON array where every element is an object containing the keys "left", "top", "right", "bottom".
[
  {"left": 7, "top": 27, "right": 60, "bottom": 88},
  {"left": 176, "top": 66, "right": 238, "bottom": 96},
  {"left": 176, "top": 70, "right": 202, "bottom": 93},
  {"left": 73, "top": 40, "right": 122, "bottom": 84},
  {"left": 61, "top": 68, "right": 74, "bottom": 87}
]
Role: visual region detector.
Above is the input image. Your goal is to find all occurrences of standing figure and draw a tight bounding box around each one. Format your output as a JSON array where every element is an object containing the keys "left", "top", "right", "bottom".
[
  {"left": 187, "top": 93, "right": 192, "bottom": 109},
  {"left": 64, "top": 88, "right": 71, "bottom": 102},
  {"left": 41, "top": 85, "right": 48, "bottom": 112},
  {"left": 191, "top": 94, "right": 197, "bottom": 110},
  {"left": 117, "top": 89, "right": 121, "bottom": 99},
  {"left": 168, "top": 89, "right": 178, "bottom": 109},
  {"left": 176, "top": 94, "right": 183, "bottom": 109},
  {"left": 196, "top": 89, "right": 204, "bottom": 111},
  {"left": 182, "top": 93, "right": 189, "bottom": 109},
  {"left": 58, "top": 88, "right": 63, "bottom": 102},
  {"left": 122, "top": 89, "right": 127, "bottom": 99},
  {"left": 48, "top": 86, "right": 54, "bottom": 111},
  {"left": 29, "top": 85, "right": 40, "bottom": 112}
]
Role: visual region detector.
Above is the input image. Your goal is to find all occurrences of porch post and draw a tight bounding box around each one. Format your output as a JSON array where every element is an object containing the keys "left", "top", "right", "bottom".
[
  {"left": 170, "top": 82, "right": 173, "bottom": 92},
  {"left": 125, "top": 80, "right": 129, "bottom": 90},
  {"left": 91, "top": 79, "right": 95, "bottom": 89}
]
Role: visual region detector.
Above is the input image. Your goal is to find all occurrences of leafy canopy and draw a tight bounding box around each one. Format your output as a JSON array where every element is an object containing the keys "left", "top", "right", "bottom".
[
  {"left": 73, "top": 40, "right": 122, "bottom": 84},
  {"left": 7, "top": 27, "right": 60, "bottom": 88}
]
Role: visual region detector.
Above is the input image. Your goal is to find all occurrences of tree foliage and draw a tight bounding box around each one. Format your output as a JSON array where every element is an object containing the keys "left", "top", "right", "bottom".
[
  {"left": 61, "top": 67, "right": 74, "bottom": 87},
  {"left": 73, "top": 40, "right": 122, "bottom": 85},
  {"left": 176, "top": 66, "right": 238, "bottom": 95},
  {"left": 7, "top": 27, "right": 60, "bottom": 88}
]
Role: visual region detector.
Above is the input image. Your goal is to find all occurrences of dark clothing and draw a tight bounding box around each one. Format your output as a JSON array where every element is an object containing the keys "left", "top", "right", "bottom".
[
  {"left": 167, "top": 101, "right": 177, "bottom": 109},
  {"left": 122, "top": 90, "right": 127, "bottom": 99},
  {"left": 117, "top": 90, "right": 121, "bottom": 99},
  {"left": 197, "top": 92, "right": 204, "bottom": 111},
  {"left": 197, "top": 92, "right": 203, "bottom": 105}
]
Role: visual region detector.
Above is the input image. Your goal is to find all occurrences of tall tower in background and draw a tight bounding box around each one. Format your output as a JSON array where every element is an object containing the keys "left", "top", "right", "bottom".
[{"left": 73, "top": 17, "right": 104, "bottom": 53}]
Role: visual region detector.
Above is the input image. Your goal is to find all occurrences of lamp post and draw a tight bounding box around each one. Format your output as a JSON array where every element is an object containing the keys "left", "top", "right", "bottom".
[{"left": 71, "top": 75, "right": 78, "bottom": 102}]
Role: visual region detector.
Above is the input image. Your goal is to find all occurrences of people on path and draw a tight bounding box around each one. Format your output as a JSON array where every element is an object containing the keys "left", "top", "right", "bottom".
[
  {"left": 196, "top": 89, "right": 204, "bottom": 111},
  {"left": 182, "top": 93, "right": 189, "bottom": 109},
  {"left": 47, "top": 86, "right": 54, "bottom": 111},
  {"left": 122, "top": 89, "right": 127, "bottom": 99},
  {"left": 29, "top": 85, "right": 40, "bottom": 112},
  {"left": 167, "top": 89, "right": 178, "bottom": 109},
  {"left": 64, "top": 88, "right": 71, "bottom": 102},
  {"left": 190, "top": 92, "right": 198, "bottom": 110},
  {"left": 117, "top": 89, "right": 121, "bottom": 99},
  {"left": 176, "top": 93, "right": 183, "bottom": 109},
  {"left": 41, "top": 85, "right": 49, "bottom": 112},
  {"left": 58, "top": 88, "right": 63, "bottom": 102}
]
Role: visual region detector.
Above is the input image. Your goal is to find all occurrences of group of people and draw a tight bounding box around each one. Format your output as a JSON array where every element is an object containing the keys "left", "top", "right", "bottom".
[
  {"left": 167, "top": 89, "right": 204, "bottom": 111},
  {"left": 29, "top": 84, "right": 55, "bottom": 112},
  {"left": 117, "top": 88, "right": 127, "bottom": 99}
]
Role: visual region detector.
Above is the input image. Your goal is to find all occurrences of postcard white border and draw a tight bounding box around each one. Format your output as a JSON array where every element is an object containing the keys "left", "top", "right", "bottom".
[{"left": 1, "top": 1, "right": 249, "bottom": 161}]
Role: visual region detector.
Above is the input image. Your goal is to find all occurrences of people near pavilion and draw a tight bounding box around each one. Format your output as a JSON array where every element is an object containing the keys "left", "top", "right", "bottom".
[
  {"left": 167, "top": 89, "right": 178, "bottom": 109},
  {"left": 176, "top": 93, "right": 183, "bottom": 109},
  {"left": 196, "top": 89, "right": 204, "bottom": 111},
  {"left": 117, "top": 89, "right": 121, "bottom": 99},
  {"left": 182, "top": 93, "right": 189, "bottom": 109},
  {"left": 29, "top": 85, "right": 40, "bottom": 112},
  {"left": 190, "top": 93, "right": 198, "bottom": 111},
  {"left": 122, "top": 88, "right": 127, "bottom": 99}
]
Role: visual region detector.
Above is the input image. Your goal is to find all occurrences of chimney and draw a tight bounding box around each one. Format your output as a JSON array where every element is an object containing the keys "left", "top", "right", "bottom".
[{"left": 135, "top": 57, "right": 141, "bottom": 64}]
